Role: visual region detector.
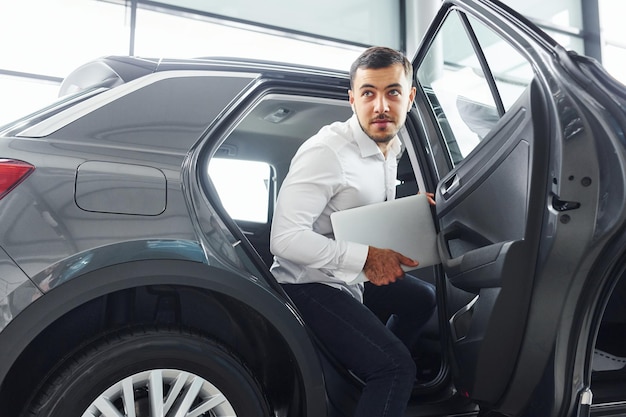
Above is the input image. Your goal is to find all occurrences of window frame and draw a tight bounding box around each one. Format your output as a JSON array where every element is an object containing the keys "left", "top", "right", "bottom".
[{"left": 415, "top": 7, "right": 537, "bottom": 169}]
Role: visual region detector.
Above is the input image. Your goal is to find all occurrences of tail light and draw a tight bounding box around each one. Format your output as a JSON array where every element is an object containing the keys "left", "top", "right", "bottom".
[{"left": 0, "top": 159, "right": 35, "bottom": 200}]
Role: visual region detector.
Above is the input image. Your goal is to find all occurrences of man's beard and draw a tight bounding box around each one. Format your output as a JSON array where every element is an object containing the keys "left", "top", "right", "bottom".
[
  {"left": 367, "top": 132, "right": 395, "bottom": 143},
  {"left": 357, "top": 115, "right": 397, "bottom": 143}
]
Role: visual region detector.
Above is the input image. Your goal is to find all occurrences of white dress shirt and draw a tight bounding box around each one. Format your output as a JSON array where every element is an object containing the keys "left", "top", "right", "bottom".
[{"left": 270, "top": 114, "right": 401, "bottom": 301}]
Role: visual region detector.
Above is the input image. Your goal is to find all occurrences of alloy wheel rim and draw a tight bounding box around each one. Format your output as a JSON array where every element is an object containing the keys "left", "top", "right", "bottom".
[{"left": 82, "top": 368, "right": 236, "bottom": 417}]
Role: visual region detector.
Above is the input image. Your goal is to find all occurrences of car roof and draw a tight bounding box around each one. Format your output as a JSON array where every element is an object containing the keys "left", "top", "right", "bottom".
[{"left": 59, "top": 55, "right": 349, "bottom": 97}]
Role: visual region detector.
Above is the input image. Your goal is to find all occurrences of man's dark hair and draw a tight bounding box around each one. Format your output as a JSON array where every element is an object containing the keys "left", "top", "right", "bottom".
[{"left": 349, "top": 46, "right": 413, "bottom": 89}]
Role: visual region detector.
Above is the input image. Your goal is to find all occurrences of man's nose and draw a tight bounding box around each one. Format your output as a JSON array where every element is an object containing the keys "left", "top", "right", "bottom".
[{"left": 374, "top": 95, "right": 389, "bottom": 113}]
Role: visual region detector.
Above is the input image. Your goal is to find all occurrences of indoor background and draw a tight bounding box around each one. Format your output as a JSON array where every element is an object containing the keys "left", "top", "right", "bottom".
[{"left": 1, "top": 0, "right": 624, "bottom": 126}]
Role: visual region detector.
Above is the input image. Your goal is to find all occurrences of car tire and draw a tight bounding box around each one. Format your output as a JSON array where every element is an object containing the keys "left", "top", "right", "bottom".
[{"left": 24, "top": 326, "right": 271, "bottom": 417}]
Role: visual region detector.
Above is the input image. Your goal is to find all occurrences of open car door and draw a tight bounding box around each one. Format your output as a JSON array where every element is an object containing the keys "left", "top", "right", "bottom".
[{"left": 412, "top": 0, "right": 626, "bottom": 415}]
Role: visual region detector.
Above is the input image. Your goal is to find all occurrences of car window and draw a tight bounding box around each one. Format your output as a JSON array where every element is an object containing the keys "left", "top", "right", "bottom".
[
  {"left": 30, "top": 73, "right": 255, "bottom": 153},
  {"left": 1, "top": 87, "right": 106, "bottom": 136},
  {"left": 208, "top": 158, "right": 271, "bottom": 223},
  {"left": 468, "top": 14, "right": 535, "bottom": 111},
  {"left": 206, "top": 93, "right": 353, "bottom": 221},
  {"left": 417, "top": 10, "right": 534, "bottom": 166}
]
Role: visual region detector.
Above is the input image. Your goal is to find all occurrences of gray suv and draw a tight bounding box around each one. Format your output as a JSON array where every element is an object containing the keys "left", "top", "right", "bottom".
[{"left": 1, "top": 1, "right": 626, "bottom": 416}]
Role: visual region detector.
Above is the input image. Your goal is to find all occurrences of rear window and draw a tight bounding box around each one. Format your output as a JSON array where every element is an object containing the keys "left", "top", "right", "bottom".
[
  {"left": 0, "top": 87, "right": 104, "bottom": 136},
  {"left": 16, "top": 73, "right": 256, "bottom": 154}
]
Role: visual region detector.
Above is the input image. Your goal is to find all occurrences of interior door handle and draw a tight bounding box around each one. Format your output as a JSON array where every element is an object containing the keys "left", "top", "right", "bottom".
[{"left": 441, "top": 174, "right": 460, "bottom": 199}]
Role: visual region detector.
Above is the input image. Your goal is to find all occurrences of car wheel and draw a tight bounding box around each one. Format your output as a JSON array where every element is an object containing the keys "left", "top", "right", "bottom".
[{"left": 24, "top": 327, "right": 270, "bottom": 417}]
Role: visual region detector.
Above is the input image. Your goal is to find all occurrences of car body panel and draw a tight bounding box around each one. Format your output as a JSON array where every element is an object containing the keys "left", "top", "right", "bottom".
[
  {"left": 412, "top": 0, "right": 626, "bottom": 415},
  {"left": 435, "top": 81, "right": 545, "bottom": 405},
  {"left": 0, "top": 70, "right": 256, "bottom": 279},
  {"left": 75, "top": 161, "right": 167, "bottom": 215},
  {"left": 0, "top": 246, "right": 40, "bottom": 332},
  {"left": 0, "top": 259, "right": 329, "bottom": 416},
  {"left": 0, "top": 1, "right": 626, "bottom": 415},
  {"left": 0, "top": 60, "right": 353, "bottom": 417}
]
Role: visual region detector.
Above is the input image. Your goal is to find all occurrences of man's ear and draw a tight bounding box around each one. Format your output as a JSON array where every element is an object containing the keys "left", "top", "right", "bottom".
[
  {"left": 348, "top": 89, "right": 355, "bottom": 111},
  {"left": 407, "top": 86, "right": 417, "bottom": 112}
]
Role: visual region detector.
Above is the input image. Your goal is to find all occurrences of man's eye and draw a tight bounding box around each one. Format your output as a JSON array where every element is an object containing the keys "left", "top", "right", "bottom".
[
  {"left": 389, "top": 90, "right": 400, "bottom": 96},
  {"left": 362, "top": 91, "right": 373, "bottom": 97}
]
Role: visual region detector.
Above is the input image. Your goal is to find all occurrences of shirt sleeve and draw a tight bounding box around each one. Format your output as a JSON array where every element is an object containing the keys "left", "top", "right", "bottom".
[{"left": 270, "top": 143, "right": 368, "bottom": 283}]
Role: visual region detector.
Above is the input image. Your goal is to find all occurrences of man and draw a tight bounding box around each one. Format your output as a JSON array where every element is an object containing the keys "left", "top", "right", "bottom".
[{"left": 270, "top": 46, "right": 436, "bottom": 417}]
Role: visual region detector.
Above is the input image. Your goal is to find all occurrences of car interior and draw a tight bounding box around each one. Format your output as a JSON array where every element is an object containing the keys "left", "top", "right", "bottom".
[
  {"left": 206, "top": 92, "right": 465, "bottom": 395},
  {"left": 206, "top": 89, "right": 626, "bottom": 405},
  {"left": 592, "top": 278, "right": 626, "bottom": 403},
  {"left": 209, "top": 94, "right": 355, "bottom": 268},
  {"left": 202, "top": 9, "right": 626, "bottom": 404}
]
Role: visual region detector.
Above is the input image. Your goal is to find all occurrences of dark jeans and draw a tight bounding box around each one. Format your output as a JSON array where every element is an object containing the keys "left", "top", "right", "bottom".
[{"left": 282, "top": 275, "right": 436, "bottom": 417}]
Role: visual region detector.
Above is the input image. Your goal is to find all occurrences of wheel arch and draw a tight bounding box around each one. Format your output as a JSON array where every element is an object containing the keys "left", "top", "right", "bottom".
[{"left": 0, "top": 259, "right": 326, "bottom": 417}]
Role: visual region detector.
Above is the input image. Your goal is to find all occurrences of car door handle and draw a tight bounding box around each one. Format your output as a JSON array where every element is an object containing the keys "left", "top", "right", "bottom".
[{"left": 440, "top": 174, "right": 460, "bottom": 199}]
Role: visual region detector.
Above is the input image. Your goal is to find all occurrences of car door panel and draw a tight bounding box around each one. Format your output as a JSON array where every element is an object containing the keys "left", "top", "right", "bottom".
[
  {"left": 410, "top": 0, "right": 573, "bottom": 407},
  {"left": 438, "top": 236, "right": 509, "bottom": 292},
  {"left": 434, "top": 81, "right": 544, "bottom": 403},
  {"left": 437, "top": 88, "right": 532, "bottom": 288}
]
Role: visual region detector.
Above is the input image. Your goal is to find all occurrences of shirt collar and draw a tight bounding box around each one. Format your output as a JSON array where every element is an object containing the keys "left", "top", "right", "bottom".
[{"left": 349, "top": 114, "right": 401, "bottom": 159}]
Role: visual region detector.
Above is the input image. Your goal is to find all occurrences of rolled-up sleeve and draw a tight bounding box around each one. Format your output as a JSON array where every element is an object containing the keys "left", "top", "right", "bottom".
[{"left": 270, "top": 143, "right": 368, "bottom": 284}]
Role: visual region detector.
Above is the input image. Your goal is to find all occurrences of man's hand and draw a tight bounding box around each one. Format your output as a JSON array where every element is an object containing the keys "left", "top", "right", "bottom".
[
  {"left": 363, "top": 246, "right": 419, "bottom": 286},
  {"left": 421, "top": 191, "right": 436, "bottom": 206}
]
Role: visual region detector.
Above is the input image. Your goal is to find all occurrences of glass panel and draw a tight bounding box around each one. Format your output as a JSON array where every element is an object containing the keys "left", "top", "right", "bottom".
[
  {"left": 417, "top": 11, "right": 500, "bottom": 164},
  {"left": 0, "top": 0, "right": 129, "bottom": 78},
  {"left": 134, "top": 7, "right": 361, "bottom": 70},
  {"left": 0, "top": 76, "right": 60, "bottom": 126},
  {"left": 209, "top": 159, "right": 271, "bottom": 223},
  {"left": 148, "top": 0, "right": 401, "bottom": 49},
  {"left": 467, "top": 15, "right": 534, "bottom": 111},
  {"left": 52, "top": 75, "right": 253, "bottom": 151},
  {"left": 417, "top": 11, "right": 536, "bottom": 166}
]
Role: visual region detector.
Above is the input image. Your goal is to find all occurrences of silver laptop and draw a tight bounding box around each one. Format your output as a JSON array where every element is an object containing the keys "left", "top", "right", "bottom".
[{"left": 330, "top": 194, "right": 440, "bottom": 284}]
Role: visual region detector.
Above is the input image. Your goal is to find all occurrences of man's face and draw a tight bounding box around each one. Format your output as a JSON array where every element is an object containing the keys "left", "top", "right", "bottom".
[{"left": 348, "top": 64, "right": 416, "bottom": 144}]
